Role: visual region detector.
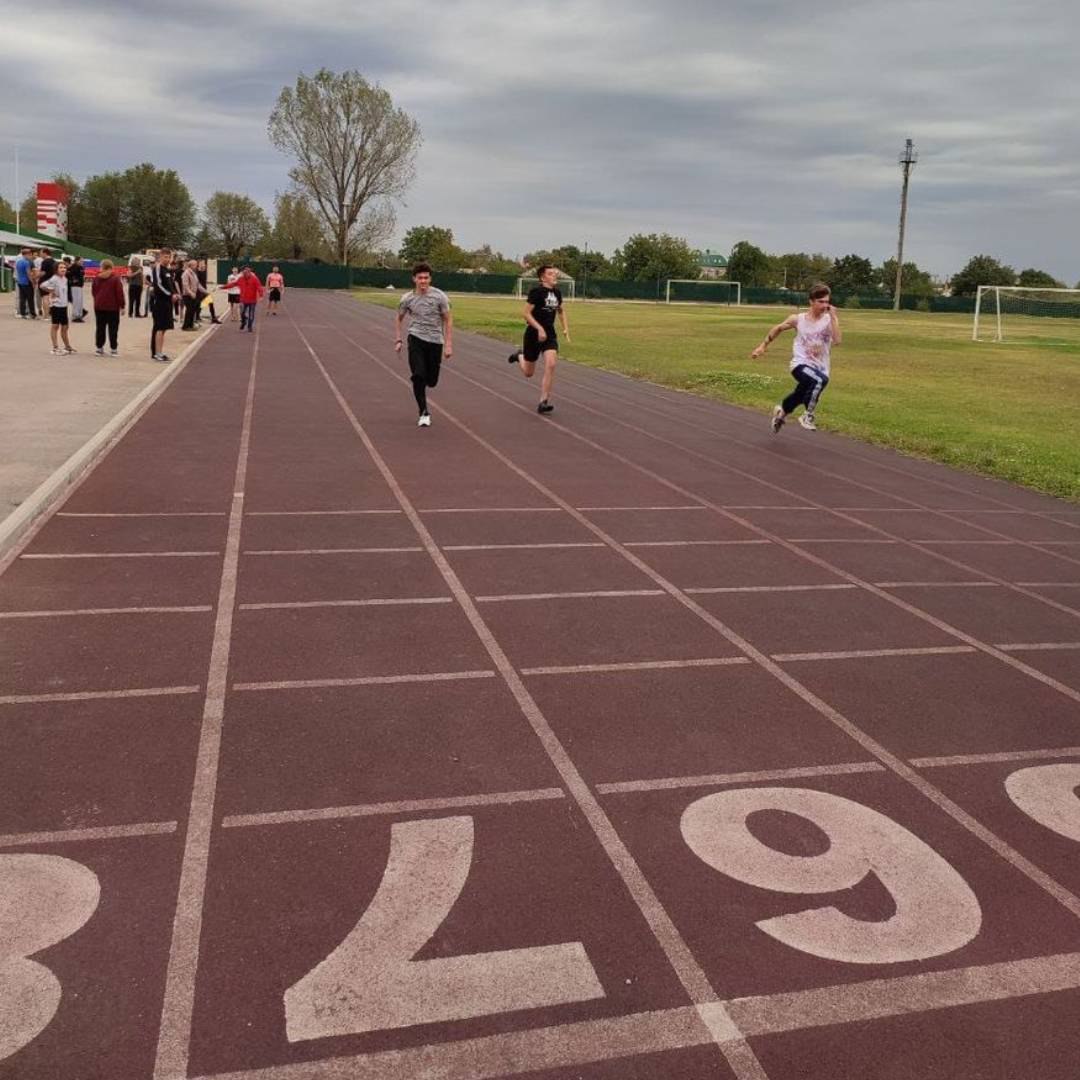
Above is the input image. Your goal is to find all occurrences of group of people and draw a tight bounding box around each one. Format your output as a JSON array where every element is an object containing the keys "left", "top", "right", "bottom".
[
  {"left": 395, "top": 263, "right": 839, "bottom": 432},
  {"left": 14, "top": 248, "right": 89, "bottom": 323}
]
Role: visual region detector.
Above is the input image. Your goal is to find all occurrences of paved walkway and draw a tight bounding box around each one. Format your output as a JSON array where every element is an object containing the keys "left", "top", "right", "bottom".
[{"left": 2, "top": 290, "right": 1080, "bottom": 1080}]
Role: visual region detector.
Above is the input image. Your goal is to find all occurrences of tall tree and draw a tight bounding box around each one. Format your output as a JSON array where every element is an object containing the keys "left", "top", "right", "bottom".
[
  {"left": 0, "top": 195, "right": 15, "bottom": 222},
  {"left": 200, "top": 192, "right": 271, "bottom": 258},
  {"left": 614, "top": 233, "right": 700, "bottom": 283},
  {"left": 398, "top": 225, "right": 464, "bottom": 270},
  {"left": 829, "top": 254, "right": 876, "bottom": 295},
  {"left": 1016, "top": 268, "right": 1064, "bottom": 288},
  {"left": 270, "top": 192, "right": 328, "bottom": 261},
  {"left": 878, "top": 258, "right": 937, "bottom": 299},
  {"left": 771, "top": 252, "right": 833, "bottom": 292},
  {"left": 465, "top": 243, "right": 521, "bottom": 275},
  {"left": 77, "top": 171, "right": 126, "bottom": 252},
  {"left": 949, "top": 255, "right": 1016, "bottom": 297},
  {"left": 725, "top": 240, "right": 771, "bottom": 288},
  {"left": 269, "top": 68, "right": 421, "bottom": 265},
  {"left": 122, "top": 163, "right": 196, "bottom": 251}
]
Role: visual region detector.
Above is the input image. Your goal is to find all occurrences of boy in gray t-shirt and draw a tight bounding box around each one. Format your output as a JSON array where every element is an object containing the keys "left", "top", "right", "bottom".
[{"left": 394, "top": 263, "right": 453, "bottom": 427}]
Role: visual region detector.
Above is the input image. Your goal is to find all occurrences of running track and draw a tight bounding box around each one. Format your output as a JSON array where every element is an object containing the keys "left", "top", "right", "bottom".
[{"left": 3, "top": 291, "right": 1080, "bottom": 1080}]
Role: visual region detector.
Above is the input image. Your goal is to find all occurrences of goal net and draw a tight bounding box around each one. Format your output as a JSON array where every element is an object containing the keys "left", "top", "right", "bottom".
[
  {"left": 665, "top": 279, "right": 741, "bottom": 305},
  {"left": 515, "top": 274, "right": 576, "bottom": 301},
  {"left": 973, "top": 285, "right": 1080, "bottom": 341}
]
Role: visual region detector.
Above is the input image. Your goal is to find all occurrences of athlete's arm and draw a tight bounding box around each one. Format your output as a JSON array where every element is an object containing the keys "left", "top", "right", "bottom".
[
  {"left": 559, "top": 303, "right": 570, "bottom": 341},
  {"left": 442, "top": 307, "right": 454, "bottom": 359},
  {"left": 394, "top": 307, "right": 406, "bottom": 352},
  {"left": 829, "top": 306, "right": 842, "bottom": 345},
  {"left": 750, "top": 315, "right": 797, "bottom": 359},
  {"left": 523, "top": 301, "right": 546, "bottom": 340}
]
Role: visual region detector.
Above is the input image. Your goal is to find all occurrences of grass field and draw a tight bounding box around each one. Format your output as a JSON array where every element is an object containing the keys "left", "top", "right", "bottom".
[{"left": 353, "top": 291, "right": 1080, "bottom": 502}]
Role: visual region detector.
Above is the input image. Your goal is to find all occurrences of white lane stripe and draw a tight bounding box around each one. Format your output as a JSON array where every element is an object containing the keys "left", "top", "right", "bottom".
[
  {"left": 597, "top": 762, "right": 886, "bottom": 794},
  {"left": 0, "top": 685, "right": 200, "bottom": 706},
  {"left": 245, "top": 509, "right": 402, "bottom": 516},
  {"left": 874, "top": 580, "right": 1000, "bottom": 588},
  {"left": 1017, "top": 581, "right": 1080, "bottom": 587},
  {"left": 522, "top": 657, "right": 750, "bottom": 676},
  {"left": 474, "top": 588, "right": 665, "bottom": 603},
  {"left": 623, "top": 539, "right": 771, "bottom": 547},
  {"left": 242, "top": 546, "right": 423, "bottom": 555},
  {"left": 232, "top": 670, "right": 497, "bottom": 692},
  {"left": 788, "top": 538, "right": 898, "bottom": 544},
  {"left": 0, "top": 821, "right": 178, "bottom": 848},
  {"left": 685, "top": 584, "right": 856, "bottom": 594},
  {"left": 418, "top": 506, "right": 562, "bottom": 513},
  {"left": 914, "top": 538, "right": 1016, "bottom": 545},
  {"left": 577, "top": 505, "right": 709, "bottom": 511},
  {"left": 222, "top": 788, "right": 567, "bottom": 829},
  {"left": 238, "top": 597, "right": 451, "bottom": 611},
  {"left": 0, "top": 605, "right": 213, "bottom": 619},
  {"left": 20, "top": 550, "right": 220, "bottom": 559},
  {"left": 442, "top": 542, "right": 605, "bottom": 550},
  {"left": 995, "top": 641, "right": 1080, "bottom": 652},
  {"left": 56, "top": 511, "right": 226, "bottom": 518},
  {"left": 913, "top": 746, "right": 1080, "bottom": 768},
  {"left": 773, "top": 645, "right": 977, "bottom": 662}
]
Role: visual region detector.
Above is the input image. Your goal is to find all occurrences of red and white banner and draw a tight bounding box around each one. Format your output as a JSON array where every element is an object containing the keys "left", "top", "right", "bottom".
[{"left": 36, "top": 181, "right": 70, "bottom": 238}]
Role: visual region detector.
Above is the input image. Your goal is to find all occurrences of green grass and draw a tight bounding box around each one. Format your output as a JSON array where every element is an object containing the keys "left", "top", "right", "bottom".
[{"left": 352, "top": 290, "right": 1080, "bottom": 502}]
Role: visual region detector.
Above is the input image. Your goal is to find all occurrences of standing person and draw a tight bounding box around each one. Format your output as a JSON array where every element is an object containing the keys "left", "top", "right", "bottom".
[
  {"left": 506, "top": 264, "right": 570, "bottom": 414},
  {"left": 394, "top": 262, "right": 453, "bottom": 428},
  {"left": 141, "top": 260, "right": 153, "bottom": 316},
  {"left": 127, "top": 261, "right": 144, "bottom": 317},
  {"left": 91, "top": 259, "right": 125, "bottom": 356},
  {"left": 170, "top": 255, "right": 183, "bottom": 323},
  {"left": 181, "top": 259, "right": 200, "bottom": 330},
  {"left": 196, "top": 259, "right": 221, "bottom": 323},
  {"left": 38, "top": 250, "right": 58, "bottom": 316},
  {"left": 68, "top": 257, "right": 87, "bottom": 321},
  {"left": 232, "top": 266, "right": 265, "bottom": 332},
  {"left": 148, "top": 248, "right": 177, "bottom": 361},
  {"left": 40, "top": 261, "right": 75, "bottom": 355},
  {"left": 750, "top": 283, "right": 841, "bottom": 432},
  {"left": 225, "top": 266, "right": 241, "bottom": 321},
  {"left": 266, "top": 265, "right": 285, "bottom": 315},
  {"left": 15, "top": 248, "right": 37, "bottom": 319}
]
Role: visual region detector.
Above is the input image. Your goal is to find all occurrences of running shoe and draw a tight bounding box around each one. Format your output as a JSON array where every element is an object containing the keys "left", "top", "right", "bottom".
[
  {"left": 771, "top": 405, "right": 785, "bottom": 433},
  {"left": 418, "top": 413, "right": 432, "bottom": 427},
  {"left": 109, "top": 349, "right": 119, "bottom": 357},
  {"left": 507, "top": 352, "right": 520, "bottom": 365},
  {"left": 798, "top": 413, "right": 818, "bottom": 431},
  {"left": 95, "top": 347, "right": 105, "bottom": 356},
  {"left": 537, "top": 400, "right": 554, "bottom": 414}
]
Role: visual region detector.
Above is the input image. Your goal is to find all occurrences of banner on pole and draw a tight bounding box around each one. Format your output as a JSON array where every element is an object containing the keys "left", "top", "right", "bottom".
[{"left": 36, "top": 181, "right": 70, "bottom": 239}]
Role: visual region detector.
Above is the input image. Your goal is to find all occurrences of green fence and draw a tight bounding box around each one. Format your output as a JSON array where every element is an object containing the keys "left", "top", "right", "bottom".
[{"left": 225, "top": 259, "right": 350, "bottom": 289}]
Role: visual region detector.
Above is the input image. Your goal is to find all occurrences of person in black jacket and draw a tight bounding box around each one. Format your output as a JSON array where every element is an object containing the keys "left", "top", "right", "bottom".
[
  {"left": 68, "top": 257, "right": 86, "bottom": 321},
  {"left": 127, "top": 262, "right": 144, "bottom": 318}
]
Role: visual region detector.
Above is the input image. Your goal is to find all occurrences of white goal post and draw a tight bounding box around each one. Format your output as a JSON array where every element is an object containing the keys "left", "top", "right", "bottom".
[
  {"left": 973, "top": 285, "right": 1080, "bottom": 342},
  {"left": 515, "top": 275, "right": 576, "bottom": 301},
  {"left": 665, "top": 279, "right": 741, "bottom": 305}
]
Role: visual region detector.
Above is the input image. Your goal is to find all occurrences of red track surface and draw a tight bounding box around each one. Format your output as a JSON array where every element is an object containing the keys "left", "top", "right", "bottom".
[{"left": 2, "top": 292, "right": 1079, "bottom": 1080}]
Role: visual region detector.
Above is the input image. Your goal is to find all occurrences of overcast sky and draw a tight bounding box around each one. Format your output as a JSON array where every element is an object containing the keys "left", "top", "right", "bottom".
[{"left": 3, "top": 0, "right": 1078, "bottom": 280}]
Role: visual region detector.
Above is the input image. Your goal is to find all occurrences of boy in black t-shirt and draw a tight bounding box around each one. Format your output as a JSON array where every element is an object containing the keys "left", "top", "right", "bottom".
[{"left": 507, "top": 264, "right": 570, "bottom": 414}]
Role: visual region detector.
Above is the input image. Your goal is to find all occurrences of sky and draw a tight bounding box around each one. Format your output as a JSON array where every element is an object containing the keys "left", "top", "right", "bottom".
[{"left": 3, "top": 0, "right": 1078, "bottom": 281}]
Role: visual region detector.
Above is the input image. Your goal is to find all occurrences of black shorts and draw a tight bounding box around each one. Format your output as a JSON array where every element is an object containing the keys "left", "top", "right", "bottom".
[
  {"left": 269, "top": 288, "right": 281, "bottom": 303},
  {"left": 151, "top": 298, "right": 175, "bottom": 331},
  {"left": 407, "top": 335, "right": 443, "bottom": 386},
  {"left": 50, "top": 307, "right": 69, "bottom": 326},
  {"left": 522, "top": 326, "right": 557, "bottom": 363},
  {"left": 228, "top": 294, "right": 240, "bottom": 305}
]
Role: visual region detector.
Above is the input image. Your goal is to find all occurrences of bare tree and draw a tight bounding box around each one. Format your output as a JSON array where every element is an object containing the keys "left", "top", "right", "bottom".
[
  {"left": 201, "top": 191, "right": 271, "bottom": 258},
  {"left": 268, "top": 69, "right": 421, "bottom": 265}
]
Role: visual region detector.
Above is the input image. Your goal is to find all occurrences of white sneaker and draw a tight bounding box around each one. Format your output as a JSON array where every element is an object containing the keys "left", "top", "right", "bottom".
[
  {"left": 50, "top": 347, "right": 62, "bottom": 355},
  {"left": 799, "top": 413, "right": 818, "bottom": 431},
  {"left": 417, "top": 413, "right": 432, "bottom": 427},
  {"left": 95, "top": 347, "right": 105, "bottom": 356},
  {"left": 109, "top": 349, "right": 119, "bottom": 357},
  {"left": 771, "top": 405, "right": 785, "bottom": 433}
]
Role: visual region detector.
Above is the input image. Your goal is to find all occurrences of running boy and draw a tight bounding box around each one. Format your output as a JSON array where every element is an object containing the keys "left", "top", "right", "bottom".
[
  {"left": 394, "top": 262, "right": 452, "bottom": 428},
  {"left": 266, "top": 266, "right": 285, "bottom": 315},
  {"left": 507, "top": 264, "right": 569, "bottom": 414},
  {"left": 750, "top": 283, "right": 841, "bottom": 432}
]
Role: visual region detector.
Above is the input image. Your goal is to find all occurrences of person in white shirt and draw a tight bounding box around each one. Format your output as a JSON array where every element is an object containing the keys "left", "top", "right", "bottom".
[
  {"left": 225, "top": 267, "right": 241, "bottom": 321},
  {"left": 40, "top": 261, "right": 75, "bottom": 355},
  {"left": 751, "top": 283, "right": 842, "bottom": 432}
]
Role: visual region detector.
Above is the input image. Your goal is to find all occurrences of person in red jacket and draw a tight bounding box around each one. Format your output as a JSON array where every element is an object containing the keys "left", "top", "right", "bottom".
[
  {"left": 91, "top": 259, "right": 126, "bottom": 356},
  {"left": 231, "top": 267, "right": 265, "bottom": 332}
]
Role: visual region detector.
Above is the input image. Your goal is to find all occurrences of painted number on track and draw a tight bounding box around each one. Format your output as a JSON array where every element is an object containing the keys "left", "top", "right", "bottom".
[{"left": 1006, "top": 763, "right": 1080, "bottom": 843}]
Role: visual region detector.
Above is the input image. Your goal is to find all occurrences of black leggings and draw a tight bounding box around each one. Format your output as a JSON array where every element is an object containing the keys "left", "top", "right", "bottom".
[
  {"left": 782, "top": 364, "right": 829, "bottom": 415},
  {"left": 408, "top": 336, "right": 442, "bottom": 414},
  {"left": 128, "top": 283, "right": 142, "bottom": 317},
  {"left": 95, "top": 310, "right": 120, "bottom": 350}
]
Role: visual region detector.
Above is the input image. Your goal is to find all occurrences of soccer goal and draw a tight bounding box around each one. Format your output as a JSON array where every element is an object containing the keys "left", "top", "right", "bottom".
[
  {"left": 665, "top": 279, "right": 741, "bottom": 305},
  {"left": 972, "top": 285, "right": 1080, "bottom": 341},
  {"left": 515, "top": 274, "right": 576, "bottom": 301}
]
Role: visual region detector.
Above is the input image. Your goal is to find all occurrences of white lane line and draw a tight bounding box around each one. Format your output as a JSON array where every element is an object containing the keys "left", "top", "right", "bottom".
[
  {"left": 773, "top": 645, "right": 978, "bottom": 662},
  {"left": 724, "top": 505, "right": 818, "bottom": 510},
  {"left": 597, "top": 762, "right": 886, "bottom": 795},
  {"left": 1017, "top": 581, "right": 1080, "bottom": 587},
  {"left": 913, "top": 538, "right": 1016, "bottom": 545},
  {"left": 232, "top": 670, "right": 497, "bottom": 692},
  {"left": 522, "top": 657, "right": 751, "bottom": 676},
  {"left": 443, "top": 542, "right": 605, "bottom": 550},
  {"left": 153, "top": 325, "right": 260, "bottom": 1080},
  {"left": 238, "top": 597, "right": 452, "bottom": 611},
  {"left": 475, "top": 589, "right": 665, "bottom": 603},
  {"left": 995, "top": 641, "right": 1080, "bottom": 652},
  {"left": 222, "top": 788, "right": 567, "bottom": 829},
  {"left": 0, "top": 606, "right": 213, "bottom": 619},
  {"left": 913, "top": 746, "right": 1080, "bottom": 768},
  {"left": 418, "top": 506, "right": 563, "bottom": 513},
  {"left": 0, "top": 821, "right": 178, "bottom": 848},
  {"left": 685, "top": 584, "right": 856, "bottom": 594},
  {"left": 242, "top": 546, "right": 423, "bottom": 555},
  {"left": 576, "top": 505, "right": 709, "bottom": 511},
  {"left": 56, "top": 511, "right": 226, "bottom": 518},
  {"left": 1036, "top": 540, "right": 1080, "bottom": 546},
  {"left": 623, "top": 539, "right": 771, "bottom": 548},
  {"left": 874, "top": 580, "right": 1000, "bottom": 588},
  {"left": 787, "top": 538, "right": 898, "bottom": 544},
  {"left": 0, "top": 686, "right": 200, "bottom": 706},
  {"left": 245, "top": 509, "right": 402, "bottom": 516},
  {"left": 191, "top": 949, "right": 1080, "bottom": 1080},
  {"left": 20, "top": 550, "right": 220, "bottom": 559}
]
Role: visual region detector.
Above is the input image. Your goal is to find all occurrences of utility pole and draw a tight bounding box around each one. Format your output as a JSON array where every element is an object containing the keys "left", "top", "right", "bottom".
[
  {"left": 893, "top": 137, "right": 918, "bottom": 311},
  {"left": 582, "top": 240, "right": 588, "bottom": 301}
]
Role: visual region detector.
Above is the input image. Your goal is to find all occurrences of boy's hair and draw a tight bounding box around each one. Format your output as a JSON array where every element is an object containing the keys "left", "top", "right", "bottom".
[
  {"left": 159, "top": 247, "right": 172, "bottom": 256},
  {"left": 537, "top": 264, "right": 555, "bottom": 278},
  {"left": 412, "top": 262, "right": 432, "bottom": 276},
  {"left": 808, "top": 283, "right": 831, "bottom": 300},
  {"left": 100, "top": 259, "right": 113, "bottom": 270}
]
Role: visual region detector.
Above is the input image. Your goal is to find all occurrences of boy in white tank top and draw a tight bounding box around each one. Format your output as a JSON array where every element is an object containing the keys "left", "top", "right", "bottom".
[{"left": 750, "top": 283, "right": 841, "bottom": 432}]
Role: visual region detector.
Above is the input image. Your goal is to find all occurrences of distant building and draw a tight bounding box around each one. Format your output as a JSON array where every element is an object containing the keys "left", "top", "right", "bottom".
[{"left": 697, "top": 249, "right": 728, "bottom": 279}]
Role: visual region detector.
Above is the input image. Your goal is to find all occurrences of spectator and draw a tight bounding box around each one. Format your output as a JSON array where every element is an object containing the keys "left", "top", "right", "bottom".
[
  {"left": 68, "top": 256, "right": 87, "bottom": 321},
  {"left": 141, "top": 261, "right": 153, "bottom": 316},
  {"left": 38, "top": 250, "right": 58, "bottom": 315},
  {"left": 91, "top": 259, "right": 125, "bottom": 356},
  {"left": 170, "top": 255, "right": 183, "bottom": 322},
  {"left": 225, "top": 266, "right": 241, "bottom": 321},
  {"left": 196, "top": 259, "right": 221, "bottom": 324},
  {"left": 231, "top": 266, "right": 265, "bottom": 332},
  {"left": 15, "top": 248, "right": 37, "bottom": 319},
  {"left": 127, "top": 261, "right": 144, "bottom": 318},
  {"left": 40, "top": 261, "right": 75, "bottom": 355},
  {"left": 148, "top": 247, "right": 177, "bottom": 362},
  {"left": 181, "top": 259, "right": 200, "bottom": 330}
]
